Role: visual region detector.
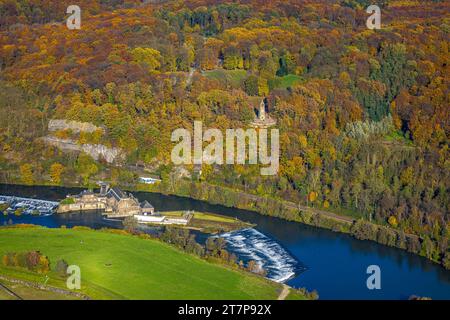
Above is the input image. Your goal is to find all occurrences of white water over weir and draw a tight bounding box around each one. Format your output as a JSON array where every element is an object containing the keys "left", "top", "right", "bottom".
[
  {"left": 0, "top": 195, "right": 58, "bottom": 215},
  {"left": 219, "top": 228, "right": 305, "bottom": 283}
]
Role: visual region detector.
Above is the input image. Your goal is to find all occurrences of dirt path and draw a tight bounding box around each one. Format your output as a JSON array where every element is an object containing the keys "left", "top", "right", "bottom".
[{"left": 277, "top": 284, "right": 290, "bottom": 300}]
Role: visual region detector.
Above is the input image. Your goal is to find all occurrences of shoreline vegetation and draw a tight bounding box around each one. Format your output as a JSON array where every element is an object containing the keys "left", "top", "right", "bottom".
[
  {"left": 0, "top": 225, "right": 315, "bottom": 300},
  {"left": 140, "top": 180, "right": 449, "bottom": 269},
  {"left": 1, "top": 179, "right": 448, "bottom": 270}
]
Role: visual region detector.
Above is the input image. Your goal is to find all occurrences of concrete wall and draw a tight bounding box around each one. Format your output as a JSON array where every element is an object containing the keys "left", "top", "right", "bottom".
[{"left": 57, "top": 202, "right": 106, "bottom": 213}]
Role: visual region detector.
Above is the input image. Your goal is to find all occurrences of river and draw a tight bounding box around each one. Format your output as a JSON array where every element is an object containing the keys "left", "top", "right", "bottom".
[{"left": 0, "top": 184, "right": 449, "bottom": 300}]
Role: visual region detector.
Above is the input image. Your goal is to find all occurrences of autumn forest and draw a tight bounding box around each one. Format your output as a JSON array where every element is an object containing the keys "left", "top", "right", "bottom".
[{"left": 0, "top": 0, "right": 449, "bottom": 268}]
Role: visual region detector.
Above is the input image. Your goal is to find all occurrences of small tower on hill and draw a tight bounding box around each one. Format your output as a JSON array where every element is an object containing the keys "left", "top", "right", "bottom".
[
  {"left": 251, "top": 98, "right": 276, "bottom": 128},
  {"left": 259, "top": 99, "right": 266, "bottom": 121}
]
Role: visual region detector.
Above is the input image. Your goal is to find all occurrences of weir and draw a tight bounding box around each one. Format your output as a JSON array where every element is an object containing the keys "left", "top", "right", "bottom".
[
  {"left": 218, "top": 228, "right": 306, "bottom": 283},
  {"left": 0, "top": 195, "right": 58, "bottom": 215}
]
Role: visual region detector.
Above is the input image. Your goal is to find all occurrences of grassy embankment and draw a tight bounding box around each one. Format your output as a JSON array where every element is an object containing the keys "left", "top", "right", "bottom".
[
  {"left": 161, "top": 211, "right": 254, "bottom": 233},
  {"left": 0, "top": 226, "right": 306, "bottom": 300}
]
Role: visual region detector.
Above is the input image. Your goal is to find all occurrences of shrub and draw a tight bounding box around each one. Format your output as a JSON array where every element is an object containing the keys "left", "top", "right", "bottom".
[
  {"left": 15, "top": 252, "right": 28, "bottom": 267},
  {"left": 0, "top": 203, "right": 9, "bottom": 212},
  {"left": 122, "top": 216, "right": 138, "bottom": 233},
  {"left": 138, "top": 233, "right": 153, "bottom": 240},
  {"left": 14, "top": 208, "right": 23, "bottom": 216},
  {"left": 2, "top": 251, "right": 50, "bottom": 273},
  {"left": 72, "top": 226, "right": 92, "bottom": 231},
  {"left": 388, "top": 216, "right": 398, "bottom": 228},
  {"left": 443, "top": 252, "right": 450, "bottom": 270},
  {"left": 26, "top": 251, "right": 41, "bottom": 269},
  {"left": 5, "top": 224, "right": 37, "bottom": 229},
  {"left": 406, "top": 235, "right": 421, "bottom": 254},
  {"left": 55, "top": 259, "right": 69, "bottom": 277},
  {"left": 100, "top": 228, "right": 129, "bottom": 235},
  {"left": 60, "top": 197, "right": 76, "bottom": 205},
  {"left": 244, "top": 75, "right": 258, "bottom": 96},
  {"left": 2, "top": 253, "right": 14, "bottom": 266},
  {"left": 351, "top": 219, "right": 377, "bottom": 241},
  {"left": 38, "top": 255, "right": 50, "bottom": 273}
]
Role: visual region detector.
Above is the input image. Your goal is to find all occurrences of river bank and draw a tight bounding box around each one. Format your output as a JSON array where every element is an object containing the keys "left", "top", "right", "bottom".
[
  {"left": 1, "top": 184, "right": 449, "bottom": 299},
  {"left": 0, "top": 179, "right": 447, "bottom": 270},
  {"left": 133, "top": 179, "right": 447, "bottom": 270},
  {"left": 0, "top": 186, "right": 302, "bottom": 284},
  {"left": 0, "top": 226, "right": 307, "bottom": 300}
]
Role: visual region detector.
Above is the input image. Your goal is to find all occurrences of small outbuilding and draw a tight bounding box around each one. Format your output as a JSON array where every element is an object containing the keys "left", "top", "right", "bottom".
[{"left": 140, "top": 200, "right": 155, "bottom": 215}]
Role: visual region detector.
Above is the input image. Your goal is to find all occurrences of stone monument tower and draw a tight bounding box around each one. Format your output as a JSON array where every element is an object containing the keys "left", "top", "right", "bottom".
[
  {"left": 251, "top": 98, "right": 276, "bottom": 128},
  {"left": 259, "top": 100, "right": 266, "bottom": 121}
]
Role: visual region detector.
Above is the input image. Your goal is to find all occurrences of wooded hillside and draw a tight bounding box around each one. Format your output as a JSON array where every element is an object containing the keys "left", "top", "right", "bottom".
[{"left": 0, "top": 0, "right": 449, "bottom": 266}]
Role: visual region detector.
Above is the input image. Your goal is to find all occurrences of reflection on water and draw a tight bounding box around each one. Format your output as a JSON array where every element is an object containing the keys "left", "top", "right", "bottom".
[{"left": 0, "top": 184, "right": 449, "bottom": 300}]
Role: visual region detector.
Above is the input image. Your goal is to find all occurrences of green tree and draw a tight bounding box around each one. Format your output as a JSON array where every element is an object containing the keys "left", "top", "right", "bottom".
[
  {"left": 277, "top": 51, "right": 296, "bottom": 76},
  {"left": 244, "top": 75, "right": 259, "bottom": 96},
  {"left": 75, "top": 153, "right": 98, "bottom": 186}
]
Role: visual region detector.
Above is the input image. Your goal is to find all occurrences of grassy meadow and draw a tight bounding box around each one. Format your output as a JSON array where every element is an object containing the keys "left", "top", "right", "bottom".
[
  {"left": 202, "top": 69, "right": 248, "bottom": 88},
  {"left": 0, "top": 226, "right": 301, "bottom": 300}
]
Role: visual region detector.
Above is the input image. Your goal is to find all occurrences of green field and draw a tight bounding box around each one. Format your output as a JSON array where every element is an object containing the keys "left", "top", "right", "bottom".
[
  {"left": 269, "top": 74, "right": 304, "bottom": 90},
  {"left": 203, "top": 69, "right": 248, "bottom": 88},
  {"left": 0, "top": 226, "right": 302, "bottom": 300},
  {"left": 160, "top": 211, "right": 252, "bottom": 233},
  {"left": 163, "top": 211, "right": 240, "bottom": 223}
]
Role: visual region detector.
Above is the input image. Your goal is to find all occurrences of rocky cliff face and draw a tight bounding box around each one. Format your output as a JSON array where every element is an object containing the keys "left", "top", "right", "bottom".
[
  {"left": 42, "top": 137, "right": 123, "bottom": 164},
  {"left": 48, "top": 119, "right": 104, "bottom": 134}
]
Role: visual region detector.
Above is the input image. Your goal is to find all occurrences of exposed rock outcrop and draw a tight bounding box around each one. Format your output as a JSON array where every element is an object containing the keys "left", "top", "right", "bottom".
[
  {"left": 42, "top": 137, "right": 123, "bottom": 164},
  {"left": 48, "top": 119, "right": 104, "bottom": 134}
]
